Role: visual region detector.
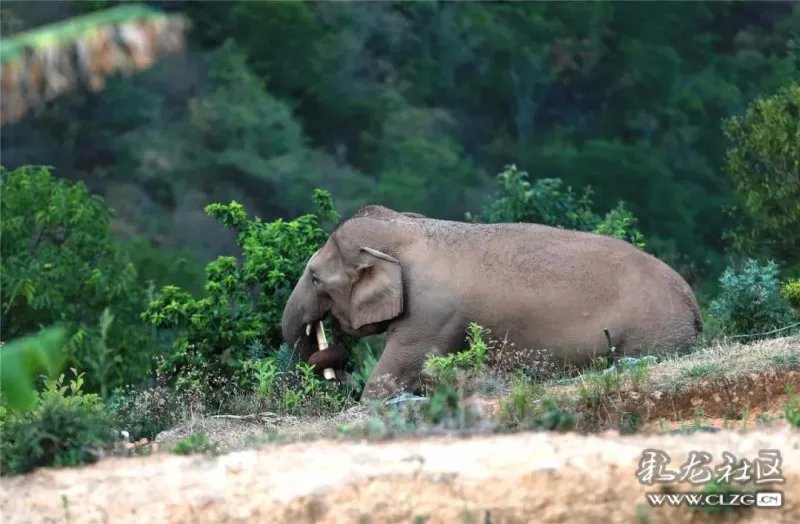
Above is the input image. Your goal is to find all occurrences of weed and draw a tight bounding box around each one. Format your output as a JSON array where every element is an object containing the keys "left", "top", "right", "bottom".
[
  {"left": 688, "top": 477, "right": 748, "bottom": 516},
  {"left": 771, "top": 353, "right": 800, "bottom": 371},
  {"left": 170, "top": 432, "right": 220, "bottom": 456},
  {"left": 424, "top": 323, "right": 490, "bottom": 388},
  {"left": 784, "top": 395, "right": 800, "bottom": 427},
  {"left": 686, "top": 363, "right": 722, "bottom": 380},
  {"left": 499, "top": 374, "right": 575, "bottom": 432},
  {"left": 0, "top": 370, "right": 117, "bottom": 476}
]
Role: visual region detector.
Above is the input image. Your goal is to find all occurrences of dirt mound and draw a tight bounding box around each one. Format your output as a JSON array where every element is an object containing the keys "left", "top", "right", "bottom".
[{"left": 2, "top": 427, "right": 798, "bottom": 523}]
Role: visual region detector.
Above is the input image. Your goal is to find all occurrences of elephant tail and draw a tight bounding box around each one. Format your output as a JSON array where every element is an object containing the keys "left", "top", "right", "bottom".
[
  {"left": 684, "top": 289, "right": 703, "bottom": 334},
  {"left": 693, "top": 304, "right": 703, "bottom": 334}
]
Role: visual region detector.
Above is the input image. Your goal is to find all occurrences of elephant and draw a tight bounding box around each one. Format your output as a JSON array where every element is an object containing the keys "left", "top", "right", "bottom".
[{"left": 281, "top": 205, "right": 703, "bottom": 401}]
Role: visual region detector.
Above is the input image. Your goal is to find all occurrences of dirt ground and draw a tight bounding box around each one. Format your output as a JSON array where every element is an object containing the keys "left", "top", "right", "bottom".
[
  {"left": 2, "top": 427, "right": 798, "bottom": 523},
  {"left": 1, "top": 336, "right": 799, "bottom": 523}
]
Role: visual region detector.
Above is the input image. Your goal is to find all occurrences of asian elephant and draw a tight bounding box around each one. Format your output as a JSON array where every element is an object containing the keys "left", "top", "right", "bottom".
[{"left": 281, "top": 205, "right": 702, "bottom": 401}]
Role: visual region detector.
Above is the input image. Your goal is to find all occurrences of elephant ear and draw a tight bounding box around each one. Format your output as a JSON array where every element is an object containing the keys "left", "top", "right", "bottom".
[{"left": 350, "top": 247, "right": 404, "bottom": 329}]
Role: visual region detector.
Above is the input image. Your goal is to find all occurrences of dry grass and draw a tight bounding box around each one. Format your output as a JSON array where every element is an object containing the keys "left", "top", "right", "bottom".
[
  {"left": 531, "top": 334, "right": 800, "bottom": 434},
  {"left": 151, "top": 335, "right": 800, "bottom": 454},
  {"left": 154, "top": 403, "right": 376, "bottom": 452}
]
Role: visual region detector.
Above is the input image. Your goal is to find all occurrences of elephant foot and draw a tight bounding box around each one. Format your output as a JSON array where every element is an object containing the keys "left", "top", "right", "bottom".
[{"left": 361, "top": 372, "right": 408, "bottom": 402}]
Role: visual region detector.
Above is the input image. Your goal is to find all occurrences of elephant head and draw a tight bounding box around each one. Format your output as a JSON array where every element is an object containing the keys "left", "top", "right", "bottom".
[{"left": 281, "top": 207, "right": 417, "bottom": 365}]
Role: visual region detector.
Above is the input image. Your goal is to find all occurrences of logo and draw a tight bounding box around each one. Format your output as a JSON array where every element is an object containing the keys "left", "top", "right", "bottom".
[
  {"left": 757, "top": 492, "right": 783, "bottom": 508},
  {"left": 636, "top": 448, "right": 786, "bottom": 486}
]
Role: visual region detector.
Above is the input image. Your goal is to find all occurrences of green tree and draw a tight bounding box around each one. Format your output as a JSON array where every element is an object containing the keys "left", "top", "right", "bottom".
[
  {"left": 141, "top": 189, "right": 339, "bottom": 392},
  {"left": 721, "top": 82, "right": 800, "bottom": 264},
  {"left": 470, "top": 165, "right": 646, "bottom": 249},
  {"left": 0, "top": 165, "right": 159, "bottom": 394}
]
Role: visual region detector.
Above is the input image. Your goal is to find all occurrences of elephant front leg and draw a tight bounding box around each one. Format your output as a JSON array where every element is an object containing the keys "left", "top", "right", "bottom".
[
  {"left": 361, "top": 338, "right": 451, "bottom": 401},
  {"left": 361, "top": 341, "right": 431, "bottom": 401}
]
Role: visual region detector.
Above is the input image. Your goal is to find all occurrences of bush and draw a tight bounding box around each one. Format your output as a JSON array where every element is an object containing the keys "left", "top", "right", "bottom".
[
  {"left": 107, "top": 366, "right": 186, "bottom": 442},
  {"left": 141, "top": 189, "right": 339, "bottom": 396},
  {"left": 239, "top": 345, "right": 351, "bottom": 416},
  {"left": 722, "top": 83, "right": 800, "bottom": 262},
  {"left": 424, "top": 323, "right": 490, "bottom": 390},
  {"left": 0, "top": 165, "right": 162, "bottom": 395},
  {"left": 469, "top": 164, "right": 646, "bottom": 249},
  {"left": 0, "top": 370, "right": 116, "bottom": 476},
  {"left": 467, "top": 164, "right": 598, "bottom": 231},
  {"left": 781, "top": 278, "right": 800, "bottom": 310},
  {"left": 170, "top": 433, "right": 220, "bottom": 456},
  {"left": 709, "top": 259, "right": 794, "bottom": 337},
  {"left": 0, "top": 325, "right": 67, "bottom": 411}
]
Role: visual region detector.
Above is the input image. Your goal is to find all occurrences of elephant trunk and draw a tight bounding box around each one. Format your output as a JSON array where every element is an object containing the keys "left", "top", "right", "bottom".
[
  {"left": 281, "top": 290, "right": 317, "bottom": 362},
  {"left": 281, "top": 284, "right": 334, "bottom": 376}
]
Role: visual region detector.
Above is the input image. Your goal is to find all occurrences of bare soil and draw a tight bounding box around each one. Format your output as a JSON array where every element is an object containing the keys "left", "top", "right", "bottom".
[
  {"left": 1, "top": 336, "right": 799, "bottom": 523},
  {"left": 1, "top": 428, "right": 798, "bottom": 523}
]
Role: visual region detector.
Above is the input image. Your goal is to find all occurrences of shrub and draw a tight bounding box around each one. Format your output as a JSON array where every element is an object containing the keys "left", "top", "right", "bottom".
[
  {"left": 709, "top": 259, "right": 794, "bottom": 337},
  {"left": 0, "top": 325, "right": 67, "bottom": 411},
  {"left": 108, "top": 365, "right": 185, "bottom": 442},
  {"left": 424, "top": 323, "right": 490, "bottom": 390},
  {"left": 0, "top": 165, "right": 161, "bottom": 395},
  {"left": 141, "top": 189, "right": 339, "bottom": 394},
  {"left": 785, "top": 394, "right": 800, "bottom": 428},
  {"left": 780, "top": 278, "right": 800, "bottom": 310},
  {"left": 238, "top": 344, "right": 352, "bottom": 416},
  {"left": 594, "top": 201, "right": 646, "bottom": 250},
  {"left": 469, "top": 164, "right": 646, "bottom": 248},
  {"left": 467, "top": 164, "right": 598, "bottom": 231},
  {"left": 0, "top": 370, "right": 116, "bottom": 476},
  {"left": 722, "top": 83, "right": 800, "bottom": 262},
  {"left": 499, "top": 374, "right": 576, "bottom": 432},
  {"left": 170, "top": 433, "right": 220, "bottom": 456}
]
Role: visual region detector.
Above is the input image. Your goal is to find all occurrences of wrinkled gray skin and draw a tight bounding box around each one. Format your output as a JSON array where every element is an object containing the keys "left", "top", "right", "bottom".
[{"left": 281, "top": 205, "right": 702, "bottom": 401}]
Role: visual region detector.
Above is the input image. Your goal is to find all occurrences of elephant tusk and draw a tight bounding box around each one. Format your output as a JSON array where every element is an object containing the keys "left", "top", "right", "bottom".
[
  {"left": 314, "top": 321, "right": 336, "bottom": 381},
  {"left": 315, "top": 320, "right": 329, "bottom": 350}
]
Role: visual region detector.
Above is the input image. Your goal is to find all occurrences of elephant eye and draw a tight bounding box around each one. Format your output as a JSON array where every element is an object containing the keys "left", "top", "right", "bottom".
[{"left": 311, "top": 275, "right": 321, "bottom": 287}]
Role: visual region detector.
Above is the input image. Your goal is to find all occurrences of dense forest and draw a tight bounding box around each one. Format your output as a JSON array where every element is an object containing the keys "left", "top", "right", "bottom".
[
  {"left": 3, "top": 1, "right": 798, "bottom": 285},
  {"left": 1, "top": 1, "right": 799, "bottom": 474}
]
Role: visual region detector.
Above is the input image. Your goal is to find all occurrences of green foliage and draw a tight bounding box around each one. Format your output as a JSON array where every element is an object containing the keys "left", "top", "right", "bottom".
[
  {"left": 424, "top": 323, "right": 490, "bottom": 388},
  {"left": 124, "top": 238, "right": 206, "bottom": 299},
  {"left": 785, "top": 395, "right": 800, "bottom": 428},
  {"left": 499, "top": 375, "right": 576, "bottom": 432},
  {"left": 421, "top": 386, "right": 462, "bottom": 426},
  {"left": 468, "top": 164, "right": 599, "bottom": 231},
  {"left": 170, "top": 433, "right": 220, "bottom": 456},
  {"left": 0, "top": 370, "right": 115, "bottom": 476},
  {"left": 0, "top": 165, "right": 160, "bottom": 394},
  {"left": 594, "top": 202, "right": 646, "bottom": 250},
  {"left": 780, "top": 278, "right": 800, "bottom": 309},
  {"left": 6, "top": 2, "right": 800, "bottom": 288},
  {"left": 142, "top": 190, "right": 339, "bottom": 392},
  {"left": 689, "top": 477, "right": 747, "bottom": 516},
  {"left": 722, "top": 83, "right": 800, "bottom": 262},
  {"left": 709, "top": 259, "right": 794, "bottom": 337},
  {"left": 239, "top": 344, "right": 351, "bottom": 416},
  {"left": 469, "top": 165, "right": 647, "bottom": 249},
  {"left": 0, "top": 326, "right": 67, "bottom": 411},
  {"left": 347, "top": 339, "right": 382, "bottom": 392}
]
